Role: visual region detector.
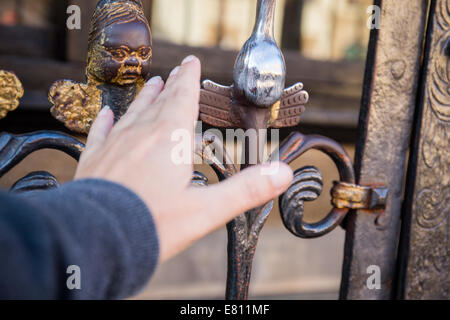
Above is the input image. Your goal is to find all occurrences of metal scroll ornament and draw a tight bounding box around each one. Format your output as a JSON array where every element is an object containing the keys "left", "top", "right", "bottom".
[
  {"left": 0, "top": 70, "right": 84, "bottom": 193},
  {"left": 0, "top": 131, "right": 85, "bottom": 193},
  {"left": 197, "top": 0, "right": 356, "bottom": 300},
  {"left": 49, "top": 0, "right": 152, "bottom": 134}
]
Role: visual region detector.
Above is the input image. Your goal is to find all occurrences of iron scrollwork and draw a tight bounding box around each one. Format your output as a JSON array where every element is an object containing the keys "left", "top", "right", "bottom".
[
  {"left": 196, "top": 0, "right": 376, "bottom": 300},
  {"left": 0, "top": 131, "right": 85, "bottom": 192},
  {"left": 275, "top": 132, "right": 355, "bottom": 239}
]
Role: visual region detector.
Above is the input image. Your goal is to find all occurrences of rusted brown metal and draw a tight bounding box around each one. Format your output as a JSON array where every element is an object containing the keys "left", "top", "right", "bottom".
[
  {"left": 398, "top": 0, "right": 450, "bottom": 300},
  {"left": 276, "top": 132, "right": 355, "bottom": 238},
  {"left": 340, "top": 0, "right": 431, "bottom": 300},
  {"left": 49, "top": 0, "right": 152, "bottom": 134},
  {"left": 0, "top": 70, "right": 23, "bottom": 120},
  {"left": 199, "top": 80, "right": 308, "bottom": 129},
  {"left": 331, "top": 182, "right": 388, "bottom": 210}
]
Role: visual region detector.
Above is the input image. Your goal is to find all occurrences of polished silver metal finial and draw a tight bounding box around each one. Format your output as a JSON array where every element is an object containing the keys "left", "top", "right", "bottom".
[{"left": 233, "top": 0, "right": 286, "bottom": 108}]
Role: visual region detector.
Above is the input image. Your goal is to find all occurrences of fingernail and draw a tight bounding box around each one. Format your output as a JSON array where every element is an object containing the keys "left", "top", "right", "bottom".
[
  {"left": 146, "top": 76, "right": 162, "bottom": 86},
  {"left": 169, "top": 66, "right": 180, "bottom": 77},
  {"left": 181, "top": 55, "right": 196, "bottom": 65},
  {"left": 265, "top": 162, "right": 293, "bottom": 191},
  {"left": 99, "top": 105, "right": 110, "bottom": 116}
]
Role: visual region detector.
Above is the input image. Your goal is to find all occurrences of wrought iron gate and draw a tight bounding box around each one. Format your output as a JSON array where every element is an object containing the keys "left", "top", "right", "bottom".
[{"left": 0, "top": 0, "right": 448, "bottom": 300}]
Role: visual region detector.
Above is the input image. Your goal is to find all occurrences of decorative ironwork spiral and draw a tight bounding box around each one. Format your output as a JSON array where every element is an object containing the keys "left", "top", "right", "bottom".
[
  {"left": 10, "top": 171, "right": 60, "bottom": 193},
  {"left": 0, "top": 131, "right": 85, "bottom": 193},
  {"left": 191, "top": 171, "right": 209, "bottom": 187},
  {"left": 274, "top": 132, "right": 355, "bottom": 238},
  {"left": 279, "top": 166, "right": 324, "bottom": 238}
]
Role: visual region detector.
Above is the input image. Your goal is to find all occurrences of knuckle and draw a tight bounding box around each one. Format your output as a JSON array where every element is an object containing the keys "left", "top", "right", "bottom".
[
  {"left": 116, "top": 126, "right": 134, "bottom": 142},
  {"left": 241, "top": 175, "right": 268, "bottom": 203},
  {"left": 169, "top": 84, "right": 186, "bottom": 100},
  {"left": 150, "top": 118, "right": 171, "bottom": 139}
]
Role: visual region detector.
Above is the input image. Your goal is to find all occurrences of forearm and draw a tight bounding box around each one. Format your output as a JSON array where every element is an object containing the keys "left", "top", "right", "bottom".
[{"left": 0, "top": 179, "right": 159, "bottom": 300}]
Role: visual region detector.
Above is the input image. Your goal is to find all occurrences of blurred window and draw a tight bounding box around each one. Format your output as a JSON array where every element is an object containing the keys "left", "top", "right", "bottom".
[
  {"left": 0, "top": 0, "right": 52, "bottom": 28},
  {"left": 151, "top": 0, "right": 372, "bottom": 61}
]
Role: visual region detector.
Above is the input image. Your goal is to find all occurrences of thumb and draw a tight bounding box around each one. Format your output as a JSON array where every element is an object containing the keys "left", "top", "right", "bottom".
[{"left": 188, "top": 162, "right": 293, "bottom": 227}]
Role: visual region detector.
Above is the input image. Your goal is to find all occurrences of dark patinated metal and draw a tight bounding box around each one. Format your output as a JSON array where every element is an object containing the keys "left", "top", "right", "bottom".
[
  {"left": 0, "top": 131, "right": 85, "bottom": 193},
  {"left": 276, "top": 132, "right": 355, "bottom": 238},
  {"left": 191, "top": 171, "right": 209, "bottom": 188},
  {"left": 279, "top": 166, "right": 324, "bottom": 237},
  {"left": 0, "top": 131, "right": 84, "bottom": 178},
  {"left": 398, "top": 0, "right": 450, "bottom": 300},
  {"left": 340, "top": 0, "right": 431, "bottom": 300},
  {"left": 10, "top": 171, "right": 61, "bottom": 193},
  {"left": 49, "top": 0, "right": 152, "bottom": 133},
  {"left": 195, "top": 132, "right": 237, "bottom": 180},
  {"left": 198, "top": 0, "right": 362, "bottom": 300}
]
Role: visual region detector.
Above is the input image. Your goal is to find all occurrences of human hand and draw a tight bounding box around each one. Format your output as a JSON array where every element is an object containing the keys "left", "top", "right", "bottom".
[{"left": 75, "top": 56, "right": 293, "bottom": 262}]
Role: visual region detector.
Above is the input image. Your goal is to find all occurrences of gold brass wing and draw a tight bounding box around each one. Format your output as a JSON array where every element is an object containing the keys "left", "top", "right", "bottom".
[
  {"left": 49, "top": 80, "right": 102, "bottom": 134},
  {"left": 0, "top": 70, "right": 24, "bottom": 120},
  {"left": 271, "top": 83, "right": 309, "bottom": 128}
]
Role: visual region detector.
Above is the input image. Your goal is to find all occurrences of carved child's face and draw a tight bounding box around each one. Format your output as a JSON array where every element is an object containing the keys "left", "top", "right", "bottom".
[{"left": 87, "top": 19, "right": 152, "bottom": 85}]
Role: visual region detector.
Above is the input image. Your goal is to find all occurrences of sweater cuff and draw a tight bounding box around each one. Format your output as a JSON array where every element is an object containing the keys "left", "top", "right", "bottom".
[{"left": 61, "top": 178, "right": 160, "bottom": 296}]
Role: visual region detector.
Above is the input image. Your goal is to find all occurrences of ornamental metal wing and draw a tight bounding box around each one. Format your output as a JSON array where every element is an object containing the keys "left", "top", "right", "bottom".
[
  {"left": 199, "top": 80, "right": 240, "bottom": 128},
  {"left": 271, "top": 82, "right": 309, "bottom": 128},
  {"left": 48, "top": 80, "right": 102, "bottom": 134}
]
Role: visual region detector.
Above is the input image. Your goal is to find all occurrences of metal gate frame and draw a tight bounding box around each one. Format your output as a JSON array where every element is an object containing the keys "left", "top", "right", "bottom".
[{"left": 0, "top": 0, "right": 448, "bottom": 300}]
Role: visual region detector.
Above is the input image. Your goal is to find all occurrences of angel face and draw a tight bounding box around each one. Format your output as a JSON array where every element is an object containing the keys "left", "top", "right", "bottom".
[
  {"left": 0, "top": 71, "right": 24, "bottom": 119},
  {"left": 87, "top": 19, "right": 152, "bottom": 86}
]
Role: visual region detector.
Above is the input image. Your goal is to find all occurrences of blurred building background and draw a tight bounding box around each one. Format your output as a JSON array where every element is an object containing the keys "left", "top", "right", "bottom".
[{"left": 0, "top": 0, "right": 372, "bottom": 299}]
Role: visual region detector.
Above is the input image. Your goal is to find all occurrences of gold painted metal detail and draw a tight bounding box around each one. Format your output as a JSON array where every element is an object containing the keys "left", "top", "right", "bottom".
[
  {"left": 199, "top": 80, "right": 308, "bottom": 129},
  {"left": 331, "top": 181, "right": 388, "bottom": 210},
  {"left": 49, "top": 80, "right": 102, "bottom": 134},
  {"left": 0, "top": 70, "right": 24, "bottom": 120}
]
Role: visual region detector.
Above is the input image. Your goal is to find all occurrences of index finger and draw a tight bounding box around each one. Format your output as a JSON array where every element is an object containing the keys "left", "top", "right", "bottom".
[{"left": 156, "top": 56, "right": 201, "bottom": 131}]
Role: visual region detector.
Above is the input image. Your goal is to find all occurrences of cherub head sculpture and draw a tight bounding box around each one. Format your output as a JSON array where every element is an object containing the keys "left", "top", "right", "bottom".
[
  {"left": 0, "top": 71, "right": 24, "bottom": 120},
  {"left": 49, "top": 0, "right": 152, "bottom": 133},
  {"left": 87, "top": 0, "right": 152, "bottom": 86}
]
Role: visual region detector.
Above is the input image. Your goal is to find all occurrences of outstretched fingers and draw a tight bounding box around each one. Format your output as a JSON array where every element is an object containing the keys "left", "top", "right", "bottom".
[
  {"left": 83, "top": 106, "right": 115, "bottom": 157},
  {"left": 126, "top": 76, "right": 165, "bottom": 117},
  {"left": 157, "top": 56, "right": 201, "bottom": 131}
]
